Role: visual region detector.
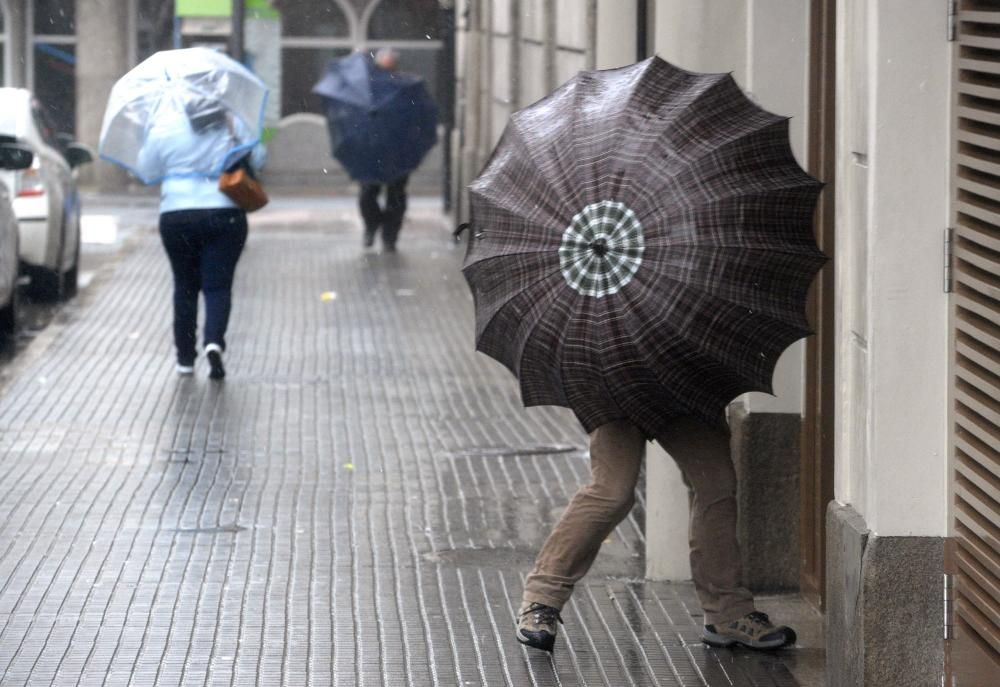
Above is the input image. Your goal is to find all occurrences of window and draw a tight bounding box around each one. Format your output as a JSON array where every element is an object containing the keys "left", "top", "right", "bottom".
[
  {"left": 367, "top": 0, "right": 441, "bottom": 40},
  {"left": 31, "top": 0, "right": 76, "bottom": 136},
  {"left": 282, "top": 1, "right": 350, "bottom": 38},
  {"left": 33, "top": 0, "right": 75, "bottom": 35}
]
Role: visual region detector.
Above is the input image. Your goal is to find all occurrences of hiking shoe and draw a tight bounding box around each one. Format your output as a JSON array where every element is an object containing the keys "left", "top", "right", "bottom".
[
  {"left": 516, "top": 602, "right": 562, "bottom": 652},
  {"left": 702, "top": 611, "right": 796, "bottom": 650},
  {"left": 205, "top": 343, "right": 225, "bottom": 380}
]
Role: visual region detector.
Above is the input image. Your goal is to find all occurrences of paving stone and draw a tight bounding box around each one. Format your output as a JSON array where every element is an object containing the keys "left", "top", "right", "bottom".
[{"left": 0, "top": 202, "right": 803, "bottom": 685}]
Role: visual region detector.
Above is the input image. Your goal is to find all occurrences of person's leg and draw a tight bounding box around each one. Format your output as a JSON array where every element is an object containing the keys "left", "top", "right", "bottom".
[
  {"left": 158, "top": 211, "right": 201, "bottom": 367},
  {"left": 522, "top": 420, "right": 646, "bottom": 610},
  {"left": 381, "top": 175, "right": 409, "bottom": 249},
  {"left": 654, "top": 416, "right": 755, "bottom": 626},
  {"left": 200, "top": 209, "right": 248, "bottom": 354},
  {"left": 359, "top": 183, "right": 383, "bottom": 247}
]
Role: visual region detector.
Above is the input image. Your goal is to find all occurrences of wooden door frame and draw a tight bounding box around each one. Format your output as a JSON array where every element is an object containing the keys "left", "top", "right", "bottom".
[{"left": 800, "top": 0, "right": 837, "bottom": 610}]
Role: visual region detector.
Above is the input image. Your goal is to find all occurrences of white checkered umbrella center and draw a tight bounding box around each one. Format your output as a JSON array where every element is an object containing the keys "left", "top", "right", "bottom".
[{"left": 559, "top": 201, "right": 645, "bottom": 298}]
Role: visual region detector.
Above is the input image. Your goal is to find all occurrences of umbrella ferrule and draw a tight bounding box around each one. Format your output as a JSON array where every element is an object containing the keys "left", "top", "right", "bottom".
[{"left": 589, "top": 238, "right": 609, "bottom": 257}]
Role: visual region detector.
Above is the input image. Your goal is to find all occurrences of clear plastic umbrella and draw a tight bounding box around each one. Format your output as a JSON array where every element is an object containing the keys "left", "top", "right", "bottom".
[{"left": 98, "top": 47, "right": 268, "bottom": 184}]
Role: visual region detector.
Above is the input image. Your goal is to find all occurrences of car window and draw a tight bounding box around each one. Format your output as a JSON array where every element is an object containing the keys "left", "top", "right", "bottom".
[{"left": 31, "top": 100, "right": 62, "bottom": 151}]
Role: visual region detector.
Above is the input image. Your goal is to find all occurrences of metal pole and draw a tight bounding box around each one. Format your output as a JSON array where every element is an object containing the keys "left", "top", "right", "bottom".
[{"left": 230, "top": 0, "right": 245, "bottom": 62}]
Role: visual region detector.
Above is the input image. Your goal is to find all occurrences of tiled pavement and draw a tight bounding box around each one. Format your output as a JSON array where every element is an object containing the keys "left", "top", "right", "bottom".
[{"left": 0, "top": 199, "right": 806, "bottom": 685}]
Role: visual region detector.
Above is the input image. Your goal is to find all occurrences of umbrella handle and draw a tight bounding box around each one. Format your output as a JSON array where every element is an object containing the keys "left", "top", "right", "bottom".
[{"left": 453, "top": 222, "right": 470, "bottom": 241}]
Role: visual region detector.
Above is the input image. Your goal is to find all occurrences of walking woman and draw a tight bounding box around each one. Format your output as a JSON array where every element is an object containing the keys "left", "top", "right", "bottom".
[
  {"left": 139, "top": 102, "right": 264, "bottom": 379},
  {"left": 98, "top": 47, "right": 269, "bottom": 380}
]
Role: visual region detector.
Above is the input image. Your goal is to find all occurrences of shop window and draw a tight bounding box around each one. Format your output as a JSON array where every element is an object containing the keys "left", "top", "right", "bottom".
[
  {"left": 367, "top": 0, "right": 441, "bottom": 41},
  {"left": 33, "top": 44, "right": 75, "bottom": 136},
  {"left": 282, "top": 47, "right": 351, "bottom": 116},
  {"left": 33, "top": 0, "right": 75, "bottom": 35},
  {"left": 282, "top": 1, "right": 350, "bottom": 37}
]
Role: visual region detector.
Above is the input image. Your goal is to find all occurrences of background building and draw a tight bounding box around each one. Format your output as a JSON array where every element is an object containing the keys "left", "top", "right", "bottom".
[
  {"left": 452, "top": 2, "right": 994, "bottom": 686},
  {"left": 0, "top": 0, "right": 455, "bottom": 194}
]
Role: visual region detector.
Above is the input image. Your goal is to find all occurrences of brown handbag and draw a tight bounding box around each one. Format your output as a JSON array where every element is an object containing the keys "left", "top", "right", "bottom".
[{"left": 219, "top": 159, "right": 268, "bottom": 212}]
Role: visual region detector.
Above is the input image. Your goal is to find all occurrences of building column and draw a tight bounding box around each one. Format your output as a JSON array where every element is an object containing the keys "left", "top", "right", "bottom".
[
  {"left": 4, "top": 0, "right": 27, "bottom": 87},
  {"left": 75, "top": 0, "right": 131, "bottom": 190}
]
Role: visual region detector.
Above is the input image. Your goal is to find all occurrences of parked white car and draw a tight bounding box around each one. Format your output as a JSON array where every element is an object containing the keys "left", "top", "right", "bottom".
[
  {"left": 0, "top": 138, "right": 34, "bottom": 335},
  {"left": 0, "top": 88, "right": 92, "bottom": 300}
]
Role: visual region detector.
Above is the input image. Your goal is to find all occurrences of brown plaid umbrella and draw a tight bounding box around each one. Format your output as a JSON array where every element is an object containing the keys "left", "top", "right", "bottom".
[{"left": 461, "top": 57, "right": 825, "bottom": 437}]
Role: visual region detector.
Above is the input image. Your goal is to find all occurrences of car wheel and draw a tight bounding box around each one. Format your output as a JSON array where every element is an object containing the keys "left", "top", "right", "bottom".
[
  {"left": 61, "top": 237, "right": 80, "bottom": 299},
  {"left": 28, "top": 264, "right": 63, "bottom": 302},
  {"left": 0, "top": 286, "right": 19, "bottom": 337}
]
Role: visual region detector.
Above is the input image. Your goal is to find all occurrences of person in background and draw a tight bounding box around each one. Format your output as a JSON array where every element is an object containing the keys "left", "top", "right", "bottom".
[
  {"left": 358, "top": 48, "right": 409, "bottom": 253},
  {"left": 138, "top": 98, "right": 265, "bottom": 380}
]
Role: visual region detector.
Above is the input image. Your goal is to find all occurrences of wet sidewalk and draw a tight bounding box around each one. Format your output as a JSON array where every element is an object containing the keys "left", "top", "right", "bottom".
[{"left": 0, "top": 199, "right": 812, "bottom": 686}]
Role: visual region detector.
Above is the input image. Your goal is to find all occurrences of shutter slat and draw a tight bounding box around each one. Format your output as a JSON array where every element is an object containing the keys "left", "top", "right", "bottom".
[
  {"left": 957, "top": 334, "right": 1000, "bottom": 377},
  {"left": 958, "top": 150, "right": 1000, "bottom": 178},
  {"left": 957, "top": 221, "right": 1000, "bottom": 255},
  {"left": 956, "top": 548, "right": 1000, "bottom": 629},
  {"left": 959, "top": 176, "right": 1000, "bottom": 204}
]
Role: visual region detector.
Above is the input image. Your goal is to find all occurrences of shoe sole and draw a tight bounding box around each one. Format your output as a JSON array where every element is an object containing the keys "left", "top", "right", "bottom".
[
  {"left": 207, "top": 350, "right": 225, "bottom": 380},
  {"left": 516, "top": 630, "right": 555, "bottom": 652},
  {"left": 702, "top": 632, "right": 795, "bottom": 651}
]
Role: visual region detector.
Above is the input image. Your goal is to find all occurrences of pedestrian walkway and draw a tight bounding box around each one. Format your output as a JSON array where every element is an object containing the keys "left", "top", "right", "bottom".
[{"left": 0, "top": 200, "right": 809, "bottom": 686}]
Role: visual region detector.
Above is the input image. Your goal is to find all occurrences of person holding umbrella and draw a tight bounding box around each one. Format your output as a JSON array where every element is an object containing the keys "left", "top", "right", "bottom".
[
  {"left": 313, "top": 49, "right": 438, "bottom": 252},
  {"left": 99, "top": 47, "right": 268, "bottom": 380},
  {"left": 462, "top": 58, "right": 827, "bottom": 653}
]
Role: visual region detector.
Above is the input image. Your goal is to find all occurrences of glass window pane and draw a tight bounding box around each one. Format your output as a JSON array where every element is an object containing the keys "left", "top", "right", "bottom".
[
  {"left": 281, "top": 2, "right": 350, "bottom": 38},
  {"left": 33, "top": 44, "right": 75, "bottom": 136},
  {"left": 33, "top": 0, "right": 75, "bottom": 35},
  {"left": 368, "top": 0, "right": 441, "bottom": 40},
  {"left": 281, "top": 47, "right": 352, "bottom": 116}
]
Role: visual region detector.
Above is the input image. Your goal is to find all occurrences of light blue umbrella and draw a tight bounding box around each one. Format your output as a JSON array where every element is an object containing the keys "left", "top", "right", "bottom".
[{"left": 98, "top": 47, "right": 268, "bottom": 184}]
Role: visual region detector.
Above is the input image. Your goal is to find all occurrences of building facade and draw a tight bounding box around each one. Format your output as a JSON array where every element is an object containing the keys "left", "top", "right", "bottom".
[
  {"left": 0, "top": 1, "right": 454, "bottom": 192},
  {"left": 452, "top": 1, "right": 997, "bottom": 685}
]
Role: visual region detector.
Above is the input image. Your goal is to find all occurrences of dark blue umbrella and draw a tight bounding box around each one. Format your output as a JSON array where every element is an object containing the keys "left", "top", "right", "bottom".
[{"left": 312, "top": 52, "right": 438, "bottom": 184}]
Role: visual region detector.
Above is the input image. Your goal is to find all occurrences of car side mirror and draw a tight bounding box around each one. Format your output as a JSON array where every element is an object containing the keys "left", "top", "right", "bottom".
[
  {"left": 64, "top": 143, "right": 93, "bottom": 169},
  {"left": 0, "top": 144, "right": 34, "bottom": 171}
]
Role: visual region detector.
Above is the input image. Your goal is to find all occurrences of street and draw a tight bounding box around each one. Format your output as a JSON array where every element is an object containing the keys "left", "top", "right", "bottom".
[{"left": 0, "top": 197, "right": 816, "bottom": 686}]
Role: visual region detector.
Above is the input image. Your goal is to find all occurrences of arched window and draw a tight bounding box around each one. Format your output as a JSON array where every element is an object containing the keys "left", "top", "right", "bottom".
[
  {"left": 280, "top": 1, "right": 355, "bottom": 116},
  {"left": 281, "top": 1, "right": 352, "bottom": 38},
  {"left": 364, "top": 0, "right": 444, "bottom": 113},
  {"left": 366, "top": 0, "right": 441, "bottom": 41}
]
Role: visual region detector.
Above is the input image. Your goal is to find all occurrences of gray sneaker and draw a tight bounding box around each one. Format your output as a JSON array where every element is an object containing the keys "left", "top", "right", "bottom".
[
  {"left": 516, "top": 602, "right": 562, "bottom": 652},
  {"left": 702, "top": 611, "right": 796, "bottom": 650}
]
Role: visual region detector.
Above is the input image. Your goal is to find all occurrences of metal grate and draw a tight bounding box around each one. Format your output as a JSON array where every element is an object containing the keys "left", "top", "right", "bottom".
[{"left": 951, "top": 1, "right": 1000, "bottom": 678}]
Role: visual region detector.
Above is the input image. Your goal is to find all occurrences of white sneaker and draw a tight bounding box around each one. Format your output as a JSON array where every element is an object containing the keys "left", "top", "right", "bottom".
[
  {"left": 176, "top": 363, "right": 194, "bottom": 376},
  {"left": 205, "top": 343, "right": 225, "bottom": 380}
]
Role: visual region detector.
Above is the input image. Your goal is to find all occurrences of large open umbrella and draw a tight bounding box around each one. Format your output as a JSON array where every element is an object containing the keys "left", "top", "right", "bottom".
[
  {"left": 99, "top": 47, "right": 267, "bottom": 184},
  {"left": 462, "top": 57, "right": 825, "bottom": 437},
  {"left": 312, "top": 52, "right": 438, "bottom": 184}
]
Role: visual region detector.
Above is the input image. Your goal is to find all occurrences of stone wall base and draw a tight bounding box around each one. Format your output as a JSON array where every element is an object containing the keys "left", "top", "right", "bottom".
[
  {"left": 826, "top": 502, "right": 944, "bottom": 686},
  {"left": 730, "top": 405, "right": 801, "bottom": 591}
]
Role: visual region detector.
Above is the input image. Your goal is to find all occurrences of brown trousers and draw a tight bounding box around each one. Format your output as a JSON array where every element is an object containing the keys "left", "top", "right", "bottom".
[{"left": 522, "top": 417, "right": 755, "bottom": 625}]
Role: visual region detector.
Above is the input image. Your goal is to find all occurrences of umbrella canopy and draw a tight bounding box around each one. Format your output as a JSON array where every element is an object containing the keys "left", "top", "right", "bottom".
[
  {"left": 312, "top": 52, "right": 438, "bottom": 184},
  {"left": 462, "top": 56, "right": 826, "bottom": 437},
  {"left": 99, "top": 47, "right": 268, "bottom": 184}
]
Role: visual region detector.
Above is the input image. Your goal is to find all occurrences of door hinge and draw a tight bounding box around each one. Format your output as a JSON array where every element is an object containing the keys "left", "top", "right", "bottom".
[
  {"left": 948, "top": 0, "right": 958, "bottom": 42},
  {"left": 944, "top": 228, "right": 955, "bottom": 293},
  {"left": 944, "top": 572, "right": 956, "bottom": 639}
]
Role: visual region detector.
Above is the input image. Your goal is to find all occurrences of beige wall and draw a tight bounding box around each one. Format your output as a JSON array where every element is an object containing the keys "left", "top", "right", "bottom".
[{"left": 834, "top": 0, "right": 950, "bottom": 537}]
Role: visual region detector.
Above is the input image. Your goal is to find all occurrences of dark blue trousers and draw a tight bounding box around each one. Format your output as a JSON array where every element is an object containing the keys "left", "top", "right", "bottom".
[{"left": 159, "top": 208, "right": 247, "bottom": 365}]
